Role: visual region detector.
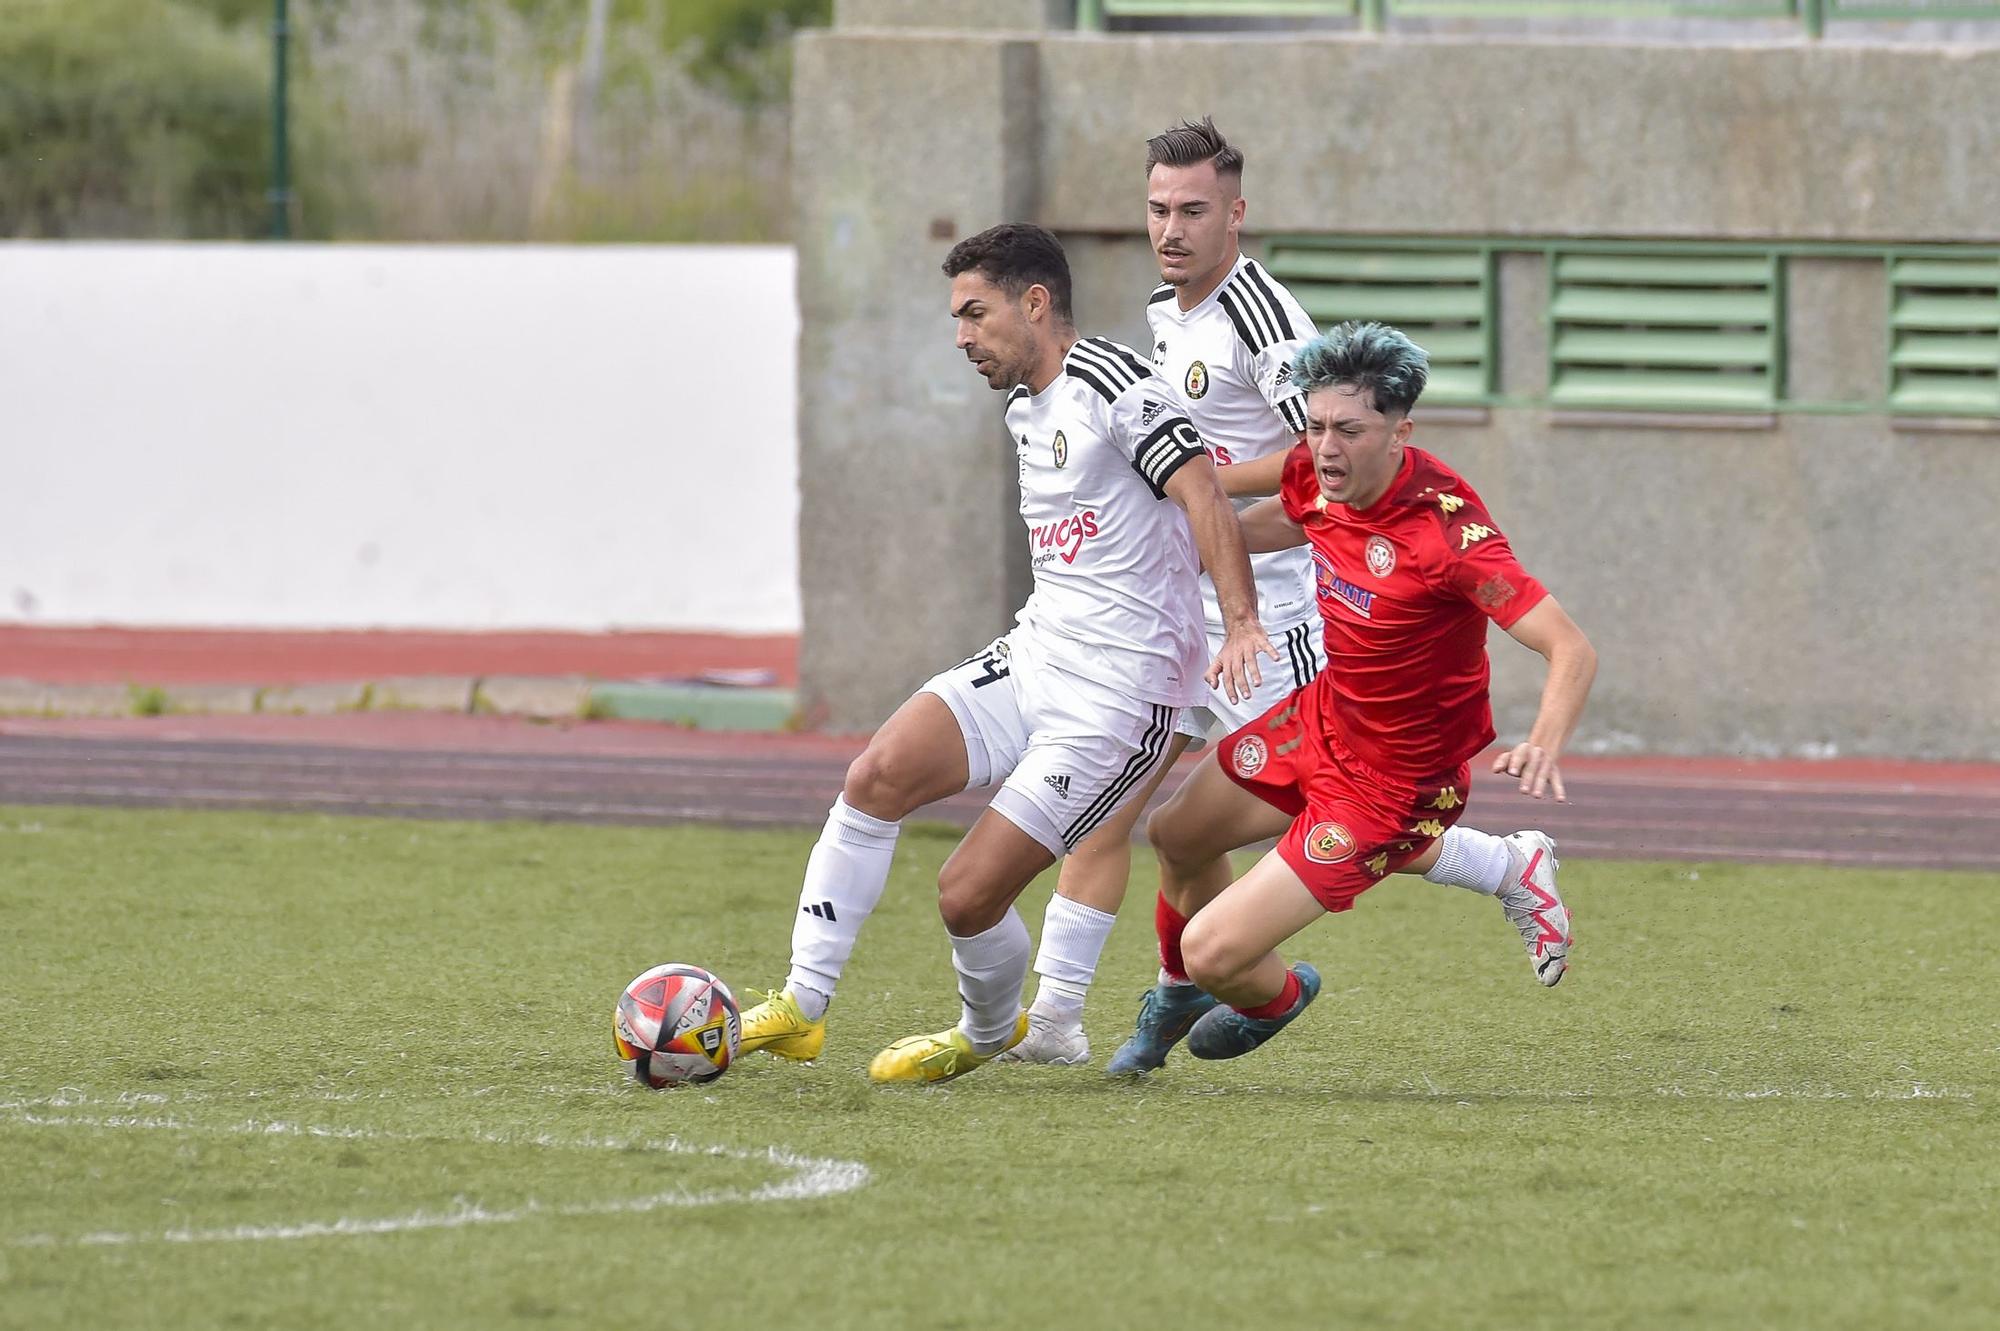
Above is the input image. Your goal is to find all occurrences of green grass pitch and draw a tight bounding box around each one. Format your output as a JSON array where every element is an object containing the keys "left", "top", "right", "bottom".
[{"left": 2, "top": 804, "right": 1995, "bottom": 1329}]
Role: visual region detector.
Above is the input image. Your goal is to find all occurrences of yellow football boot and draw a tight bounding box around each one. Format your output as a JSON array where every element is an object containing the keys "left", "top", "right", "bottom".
[
  {"left": 738, "top": 988, "right": 827, "bottom": 1061},
  {"left": 867, "top": 1012, "right": 1029, "bottom": 1085}
]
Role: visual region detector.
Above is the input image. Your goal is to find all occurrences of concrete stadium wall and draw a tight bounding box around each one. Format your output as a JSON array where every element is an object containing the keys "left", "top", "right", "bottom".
[
  {"left": 0, "top": 243, "right": 799, "bottom": 633},
  {"left": 796, "top": 11, "right": 2000, "bottom": 758}
]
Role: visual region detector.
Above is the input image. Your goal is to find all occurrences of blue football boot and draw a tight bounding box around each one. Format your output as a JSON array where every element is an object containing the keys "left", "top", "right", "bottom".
[
  {"left": 1104, "top": 980, "right": 1220, "bottom": 1076},
  {"left": 1185, "top": 963, "right": 1321, "bottom": 1061}
]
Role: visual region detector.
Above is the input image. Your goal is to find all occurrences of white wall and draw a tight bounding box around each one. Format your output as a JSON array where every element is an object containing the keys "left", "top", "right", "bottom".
[{"left": 0, "top": 243, "right": 799, "bottom": 632}]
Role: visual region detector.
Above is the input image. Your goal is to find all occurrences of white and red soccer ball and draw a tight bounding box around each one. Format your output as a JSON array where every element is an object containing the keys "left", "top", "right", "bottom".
[{"left": 614, "top": 963, "right": 742, "bottom": 1088}]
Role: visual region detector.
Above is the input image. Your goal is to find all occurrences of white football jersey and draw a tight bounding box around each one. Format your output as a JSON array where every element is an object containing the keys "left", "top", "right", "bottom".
[
  {"left": 1003, "top": 336, "right": 1210, "bottom": 707},
  {"left": 1147, "top": 254, "right": 1317, "bottom": 632}
]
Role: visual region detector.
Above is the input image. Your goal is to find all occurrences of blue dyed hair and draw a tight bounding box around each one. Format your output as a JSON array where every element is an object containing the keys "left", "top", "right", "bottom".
[{"left": 1290, "top": 321, "right": 1430, "bottom": 418}]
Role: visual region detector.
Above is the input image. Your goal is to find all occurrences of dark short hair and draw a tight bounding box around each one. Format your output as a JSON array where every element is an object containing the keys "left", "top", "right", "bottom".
[
  {"left": 941, "top": 223, "right": 1073, "bottom": 324},
  {"left": 1291, "top": 321, "right": 1430, "bottom": 418},
  {"left": 1144, "top": 115, "right": 1244, "bottom": 186}
]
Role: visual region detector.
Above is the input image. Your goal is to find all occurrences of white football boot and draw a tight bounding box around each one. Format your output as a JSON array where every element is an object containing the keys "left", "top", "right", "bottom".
[
  {"left": 1498, "top": 831, "right": 1572, "bottom": 986},
  {"left": 991, "top": 1010, "right": 1091, "bottom": 1066}
]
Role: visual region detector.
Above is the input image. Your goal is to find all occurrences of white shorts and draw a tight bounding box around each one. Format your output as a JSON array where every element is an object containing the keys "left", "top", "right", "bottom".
[
  {"left": 1177, "top": 618, "right": 1325, "bottom": 742},
  {"left": 921, "top": 631, "right": 1182, "bottom": 858}
]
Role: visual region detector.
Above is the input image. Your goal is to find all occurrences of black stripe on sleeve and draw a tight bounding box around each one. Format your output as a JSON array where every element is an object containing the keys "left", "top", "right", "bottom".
[
  {"left": 1278, "top": 394, "right": 1308, "bottom": 435},
  {"left": 1066, "top": 359, "right": 1122, "bottom": 403},
  {"left": 1237, "top": 276, "right": 1281, "bottom": 348},
  {"left": 1070, "top": 339, "right": 1142, "bottom": 393},
  {"left": 1148, "top": 285, "right": 1176, "bottom": 305},
  {"left": 1088, "top": 337, "right": 1156, "bottom": 380},
  {"left": 1242, "top": 263, "right": 1302, "bottom": 341},
  {"left": 1217, "top": 287, "right": 1268, "bottom": 354}
]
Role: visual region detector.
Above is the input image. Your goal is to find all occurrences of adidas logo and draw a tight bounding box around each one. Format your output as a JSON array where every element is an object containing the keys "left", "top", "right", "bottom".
[
  {"left": 802, "top": 901, "right": 838, "bottom": 921},
  {"left": 1043, "top": 773, "right": 1071, "bottom": 799},
  {"left": 1274, "top": 362, "right": 1293, "bottom": 386},
  {"left": 1140, "top": 398, "right": 1166, "bottom": 427}
]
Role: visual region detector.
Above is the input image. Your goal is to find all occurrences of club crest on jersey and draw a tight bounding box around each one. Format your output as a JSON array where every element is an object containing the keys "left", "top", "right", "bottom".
[
  {"left": 1233, "top": 734, "right": 1268, "bottom": 779},
  {"left": 1052, "top": 430, "right": 1068, "bottom": 469},
  {"left": 1303, "top": 822, "right": 1356, "bottom": 864},
  {"left": 1184, "top": 360, "right": 1209, "bottom": 399},
  {"left": 1312, "top": 550, "right": 1375, "bottom": 619},
  {"left": 1365, "top": 535, "right": 1396, "bottom": 578}
]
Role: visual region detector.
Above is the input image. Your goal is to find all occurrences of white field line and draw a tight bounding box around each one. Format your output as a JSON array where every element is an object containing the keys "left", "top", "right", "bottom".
[{"left": 1, "top": 1097, "right": 868, "bottom": 1248}]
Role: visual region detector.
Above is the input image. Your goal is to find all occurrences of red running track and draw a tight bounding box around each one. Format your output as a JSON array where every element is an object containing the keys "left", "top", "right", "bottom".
[{"left": 2, "top": 713, "right": 1996, "bottom": 872}]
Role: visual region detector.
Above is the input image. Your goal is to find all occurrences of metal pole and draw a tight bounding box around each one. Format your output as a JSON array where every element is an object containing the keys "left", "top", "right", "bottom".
[
  {"left": 1361, "top": 0, "right": 1387, "bottom": 35},
  {"left": 1800, "top": 0, "right": 1826, "bottom": 39},
  {"left": 269, "top": 0, "right": 292, "bottom": 238}
]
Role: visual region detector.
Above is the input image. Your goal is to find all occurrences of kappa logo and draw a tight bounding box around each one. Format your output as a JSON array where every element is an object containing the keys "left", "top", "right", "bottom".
[
  {"left": 1184, "top": 360, "right": 1209, "bottom": 399},
  {"left": 1365, "top": 535, "right": 1396, "bottom": 578},
  {"left": 1458, "top": 522, "right": 1495, "bottom": 550},
  {"left": 1233, "top": 734, "right": 1268, "bottom": 779},
  {"left": 1043, "top": 773, "right": 1072, "bottom": 799},
  {"left": 1303, "top": 822, "right": 1356, "bottom": 865},
  {"left": 1052, "top": 430, "right": 1069, "bottom": 469},
  {"left": 1140, "top": 398, "right": 1167, "bottom": 428}
]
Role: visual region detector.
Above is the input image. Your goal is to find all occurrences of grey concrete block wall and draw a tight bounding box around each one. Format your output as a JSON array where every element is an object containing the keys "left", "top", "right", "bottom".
[{"left": 795, "top": 22, "right": 2000, "bottom": 756}]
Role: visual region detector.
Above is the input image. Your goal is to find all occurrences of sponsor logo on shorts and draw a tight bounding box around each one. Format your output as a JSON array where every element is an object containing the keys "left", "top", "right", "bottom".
[
  {"left": 1303, "top": 822, "right": 1356, "bottom": 864},
  {"left": 1184, "top": 360, "right": 1209, "bottom": 399},
  {"left": 1312, "top": 550, "right": 1374, "bottom": 619},
  {"left": 1233, "top": 734, "right": 1268, "bottom": 779},
  {"left": 1043, "top": 773, "right": 1072, "bottom": 799},
  {"left": 1052, "top": 430, "right": 1069, "bottom": 469},
  {"left": 1365, "top": 535, "right": 1396, "bottom": 578}
]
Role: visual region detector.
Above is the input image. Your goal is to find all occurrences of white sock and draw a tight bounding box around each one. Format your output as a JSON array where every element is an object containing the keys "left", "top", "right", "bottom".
[
  {"left": 784, "top": 797, "right": 901, "bottom": 1017},
  {"left": 1424, "top": 825, "right": 1512, "bottom": 896},
  {"left": 1029, "top": 895, "right": 1116, "bottom": 1024},
  {"left": 950, "top": 907, "right": 1031, "bottom": 1053},
  {"left": 1159, "top": 968, "right": 1196, "bottom": 988}
]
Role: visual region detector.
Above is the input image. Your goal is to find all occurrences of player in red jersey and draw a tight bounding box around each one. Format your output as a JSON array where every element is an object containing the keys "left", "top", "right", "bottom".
[{"left": 1106, "top": 320, "right": 1599, "bottom": 1072}]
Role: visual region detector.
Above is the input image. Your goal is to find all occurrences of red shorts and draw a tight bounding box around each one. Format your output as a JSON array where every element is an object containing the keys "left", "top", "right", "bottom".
[{"left": 1218, "top": 684, "right": 1471, "bottom": 913}]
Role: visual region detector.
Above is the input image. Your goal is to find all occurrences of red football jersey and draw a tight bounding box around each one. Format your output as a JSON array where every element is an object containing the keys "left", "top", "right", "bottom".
[{"left": 1279, "top": 443, "right": 1547, "bottom": 781}]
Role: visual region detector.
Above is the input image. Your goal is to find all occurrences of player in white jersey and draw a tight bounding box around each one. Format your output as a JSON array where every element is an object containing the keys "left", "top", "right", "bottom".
[
  {"left": 1004, "top": 118, "right": 1565, "bottom": 1069},
  {"left": 734, "top": 223, "right": 1275, "bottom": 1085}
]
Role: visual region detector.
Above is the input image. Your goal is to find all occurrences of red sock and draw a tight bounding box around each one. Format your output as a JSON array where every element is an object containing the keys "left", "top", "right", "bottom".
[
  {"left": 1155, "top": 893, "right": 1190, "bottom": 983},
  {"left": 1235, "top": 969, "right": 1301, "bottom": 1021}
]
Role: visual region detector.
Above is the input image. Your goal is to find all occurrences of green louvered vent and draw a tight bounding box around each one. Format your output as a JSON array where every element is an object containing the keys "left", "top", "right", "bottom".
[
  {"left": 1549, "top": 252, "right": 1781, "bottom": 411},
  {"left": 1261, "top": 244, "right": 1491, "bottom": 404},
  {"left": 1889, "top": 256, "right": 2000, "bottom": 416}
]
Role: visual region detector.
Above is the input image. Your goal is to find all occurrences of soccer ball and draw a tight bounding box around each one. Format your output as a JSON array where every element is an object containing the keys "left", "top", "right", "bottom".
[{"left": 614, "top": 963, "right": 742, "bottom": 1088}]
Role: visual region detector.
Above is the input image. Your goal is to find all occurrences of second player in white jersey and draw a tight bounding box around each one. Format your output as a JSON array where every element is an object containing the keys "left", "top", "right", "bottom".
[{"left": 1147, "top": 252, "right": 1325, "bottom": 728}]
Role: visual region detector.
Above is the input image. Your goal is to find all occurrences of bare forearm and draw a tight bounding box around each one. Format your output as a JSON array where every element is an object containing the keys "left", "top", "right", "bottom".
[
  {"left": 1526, "top": 635, "right": 1597, "bottom": 756},
  {"left": 1188, "top": 493, "right": 1259, "bottom": 628},
  {"left": 1215, "top": 448, "right": 1291, "bottom": 498}
]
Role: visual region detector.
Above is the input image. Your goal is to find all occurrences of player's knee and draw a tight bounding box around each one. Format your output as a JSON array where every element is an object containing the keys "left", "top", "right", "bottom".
[
  {"left": 935, "top": 860, "right": 1001, "bottom": 936},
  {"left": 1180, "top": 914, "right": 1245, "bottom": 991},
  {"left": 1146, "top": 801, "right": 1197, "bottom": 871},
  {"left": 842, "top": 746, "right": 919, "bottom": 821}
]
